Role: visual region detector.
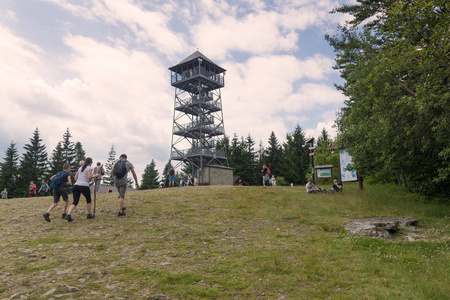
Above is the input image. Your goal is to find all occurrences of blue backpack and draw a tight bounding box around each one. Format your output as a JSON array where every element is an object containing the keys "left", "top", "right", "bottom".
[{"left": 50, "top": 171, "right": 65, "bottom": 190}]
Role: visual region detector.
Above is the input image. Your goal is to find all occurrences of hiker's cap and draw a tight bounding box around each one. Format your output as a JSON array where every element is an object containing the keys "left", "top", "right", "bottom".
[{"left": 119, "top": 154, "right": 127, "bottom": 159}]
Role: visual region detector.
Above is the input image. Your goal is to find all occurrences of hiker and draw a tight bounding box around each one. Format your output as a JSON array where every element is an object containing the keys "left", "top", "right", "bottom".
[
  {"left": 43, "top": 163, "right": 72, "bottom": 222},
  {"left": 305, "top": 178, "right": 319, "bottom": 193},
  {"left": 112, "top": 154, "right": 139, "bottom": 217},
  {"left": 187, "top": 173, "right": 193, "bottom": 186},
  {"left": 332, "top": 179, "right": 343, "bottom": 193},
  {"left": 28, "top": 181, "right": 37, "bottom": 197},
  {"left": 1, "top": 188, "right": 7, "bottom": 199},
  {"left": 261, "top": 165, "right": 270, "bottom": 186},
  {"left": 65, "top": 157, "right": 100, "bottom": 222},
  {"left": 168, "top": 167, "right": 175, "bottom": 187},
  {"left": 93, "top": 162, "right": 105, "bottom": 192},
  {"left": 38, "top": 180, "right": 49, "bottom": 196}
]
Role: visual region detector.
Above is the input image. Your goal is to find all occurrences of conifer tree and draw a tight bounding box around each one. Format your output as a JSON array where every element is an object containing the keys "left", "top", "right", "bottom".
[
  {"left": 19, "top": 128, "right": 48, "bottom": 195},
  {"left": 264, "top": 131, "right": 283, "bottom": 177},
  {"left": 74, "top": 142, "right": 86, "bottom": 166},
  {"left": 140, "top": 159, "right": 160, "bottom": 190},
  {"left": 0, "top": 142, "right": 20, "bottom": 196},
  {"left": 103, "top": 145, "right": 116, "bottom": 186},
  {"left": 61, "top": 128, "right": 76, "bottom": 174},
  {"left": 281, "top": 125, "right": 309, "bottom": 185},
  {"left": 49, "top": 142, "right": 65, "bottom": 177}
]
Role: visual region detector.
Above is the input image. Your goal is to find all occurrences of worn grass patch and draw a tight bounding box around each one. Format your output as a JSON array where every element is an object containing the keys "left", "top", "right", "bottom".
[{"left": 0, "top": 183, "right": 448, "bottom": 299}]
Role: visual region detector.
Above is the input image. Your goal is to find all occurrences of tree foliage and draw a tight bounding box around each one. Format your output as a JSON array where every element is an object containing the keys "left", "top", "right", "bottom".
[
  {"left": 281, "top": 125, "right": 310, "bottom": 185},
  {"left": 103, "top": 145, "right": 116, "bottom": 186},
  {"left": 140, "top": 159, "right": 160, "bottom": 190},
  {"left": 19, "top": 128, "right": 48, "bottom": 196},
  {"left": 0, "top": 142, "right": 20, "bottom": 196},
  {"left": 326, "top": 0, "right": 450, "bottom": 198}
]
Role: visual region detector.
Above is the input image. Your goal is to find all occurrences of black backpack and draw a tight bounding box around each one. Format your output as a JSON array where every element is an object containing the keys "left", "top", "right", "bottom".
[
  {"left": 50, "top": 171, "right": 65, "bottom": 190},
  {"left": 113, "top": 160, "right": 128, "bottom": 179}
]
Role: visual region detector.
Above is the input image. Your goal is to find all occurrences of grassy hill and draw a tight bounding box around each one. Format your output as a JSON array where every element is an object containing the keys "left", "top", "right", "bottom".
[{"left": 0, "top": 183, "right": 449, "bottom": 299}]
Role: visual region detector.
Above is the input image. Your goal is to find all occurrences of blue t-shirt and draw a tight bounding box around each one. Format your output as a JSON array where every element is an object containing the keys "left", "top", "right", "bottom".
[{"left": 58, "top": 171, "right": 71, "bottom": 188}]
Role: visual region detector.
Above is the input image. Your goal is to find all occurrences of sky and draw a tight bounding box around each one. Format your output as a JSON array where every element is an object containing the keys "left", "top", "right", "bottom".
[{"left": 0, "top": 0, "right": 353, "bottom": 179}]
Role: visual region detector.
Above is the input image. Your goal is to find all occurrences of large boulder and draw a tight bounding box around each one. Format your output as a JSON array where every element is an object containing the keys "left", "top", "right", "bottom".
[{"left": 344, "top": 216, "right": 418, "bottom": 239}]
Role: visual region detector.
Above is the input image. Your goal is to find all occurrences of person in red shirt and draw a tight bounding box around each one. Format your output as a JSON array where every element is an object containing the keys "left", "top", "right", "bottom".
[{"left": 28, "top": 181, "right": 37, "bottom": 197}]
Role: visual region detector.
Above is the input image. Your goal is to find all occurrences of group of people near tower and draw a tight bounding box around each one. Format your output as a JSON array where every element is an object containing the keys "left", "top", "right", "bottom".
[{"left": 43, "top": 154, "right": 138, "bottom": 223}]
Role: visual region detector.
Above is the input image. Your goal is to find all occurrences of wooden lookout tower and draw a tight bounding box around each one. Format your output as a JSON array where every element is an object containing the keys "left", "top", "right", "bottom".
[{"left": 169, "top": 51, "right": 231, "bottom": 184}]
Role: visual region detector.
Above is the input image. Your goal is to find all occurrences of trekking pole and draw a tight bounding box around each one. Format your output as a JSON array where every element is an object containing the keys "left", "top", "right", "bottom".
[{"left": 93, "top": 164, "right": 103, "bottom": 218}]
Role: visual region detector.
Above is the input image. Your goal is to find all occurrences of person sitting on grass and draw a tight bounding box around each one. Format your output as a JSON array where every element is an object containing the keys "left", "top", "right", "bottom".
[
  {"left": 332, "top": 179, "right": 343, "bottom": 193},
  {"left": 305, "top": 179, "right": 319, "bottom": 194}
]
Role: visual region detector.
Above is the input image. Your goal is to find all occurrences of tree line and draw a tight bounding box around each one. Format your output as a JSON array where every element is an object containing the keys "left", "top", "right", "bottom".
[
  {"left": 0, "top": 128, "right": 137, "bottom": 197},
  {"left": 143, "top": 125, "right": 338, "bottom": 189}
]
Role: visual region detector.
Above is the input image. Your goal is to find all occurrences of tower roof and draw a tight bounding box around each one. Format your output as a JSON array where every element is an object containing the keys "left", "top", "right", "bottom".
[{"left": 169, "top": 50, "right": 226, "bottom": 72}]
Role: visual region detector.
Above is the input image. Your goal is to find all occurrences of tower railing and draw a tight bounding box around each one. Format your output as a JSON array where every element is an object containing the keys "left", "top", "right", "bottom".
[{"left": 171, "top": 148, "right": 226, "bottom": 160}]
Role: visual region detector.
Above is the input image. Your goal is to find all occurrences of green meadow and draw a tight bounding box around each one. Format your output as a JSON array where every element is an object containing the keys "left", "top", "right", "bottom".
[{"left": 0, "top": 183, "right": 448, "bottom": 299}]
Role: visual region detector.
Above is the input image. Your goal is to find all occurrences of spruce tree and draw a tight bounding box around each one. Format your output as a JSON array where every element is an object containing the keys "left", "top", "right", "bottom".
[
  {"left": 140, "top": 159, "right": 160, "bottom": 190},
  {"left": 0, "top": 142, "right": 20, "bottom": 196},
  {"left": 19, "top": 128, "right": 48, "bottom": 196},
  {"left": 61, "top": 128, "right": 77, "bottom": 174},
  {"left": 48, "top": 142, "right": 65, "bottom": 176},
  {"left": 103, "top": 145, "right": 116, "bottom": 186},
  {"left": 281, "top": 125, "right": 310, "bottom": 185},
  {"left": 264, "top": 131, "right": 283, "bottom": 177},
  {"left": 74, "top": 142, "right": 86, "bottom": 166}
]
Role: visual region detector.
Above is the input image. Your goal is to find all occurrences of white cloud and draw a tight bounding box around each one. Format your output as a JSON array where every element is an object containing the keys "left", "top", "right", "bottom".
[{"left": 44, "top": 0, "right": 186, "bottom": 58}]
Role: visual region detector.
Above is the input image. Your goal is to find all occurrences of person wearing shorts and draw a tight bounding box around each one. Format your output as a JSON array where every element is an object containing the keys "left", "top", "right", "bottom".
[
  {"left": 112, "top": 154, "right": 139, "bottom": 217},
  {"left": 168, "top": 167, "right": 175, "bottom": 187},
  {"left": 43, "top": 163, "right": 71, "bottom": 222}
]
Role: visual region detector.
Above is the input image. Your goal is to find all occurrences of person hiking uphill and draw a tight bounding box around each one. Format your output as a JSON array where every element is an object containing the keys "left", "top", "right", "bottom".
[
  {"left": 65, "top": 157, "right": 100, "bottom": 222},
  {"left": 112, "top": 154, "right": 139, "bottom": 217},
  {"left": 43, "top": 163, "right": 72, "bottom": 222}
]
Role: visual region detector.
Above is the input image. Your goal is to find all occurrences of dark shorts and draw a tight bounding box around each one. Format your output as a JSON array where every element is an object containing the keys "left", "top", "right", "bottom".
[
  {"left": 53, "top": 188, "right": 69, "bottom": 203},
  {"left": 72, "top": 185, "right": 92, "bottom": 206}
]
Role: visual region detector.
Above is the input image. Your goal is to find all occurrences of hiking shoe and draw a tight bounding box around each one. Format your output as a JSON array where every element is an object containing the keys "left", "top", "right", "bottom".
[
  {"left": 43, "top": 213, "right": 50, "bottom": 222},
  {"left": 122, "top": 206, "right": 126, "bottom": 211},
  {"left": 118, "top": 211, "right": 126, "bottom": 217},
  {"left": 87, "top": 214, "right": 94, "bottom": 219},
  {"left": 62, "top": 213, "right": 67, "bottom": 219},
  {"left": 65, "top": 215, "right": 74, "bottom": 222}
]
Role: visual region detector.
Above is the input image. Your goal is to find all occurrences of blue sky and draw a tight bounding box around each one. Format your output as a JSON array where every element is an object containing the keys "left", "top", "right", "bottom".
[{"left": 0, "top": 0, "right": 352, "bottom": 178}]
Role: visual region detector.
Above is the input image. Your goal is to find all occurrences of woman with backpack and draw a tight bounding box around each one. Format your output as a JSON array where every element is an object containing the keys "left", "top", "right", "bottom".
[{"left": 65, "top": 157, "right": 100, "bottom": 222}]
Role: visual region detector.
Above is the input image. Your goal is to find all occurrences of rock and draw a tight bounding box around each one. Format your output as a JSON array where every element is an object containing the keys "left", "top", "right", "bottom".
[
  {"left": 65, "top": 285, "right": 80, "bottom": 292},
  {"left": 43, "top": 289, "right": 56, "bottom": 297},
  {"left": 10, "top": 292, "right": 23, "bottom": 299},
  {"left": 345, "top": 216, "right": 418, "bottom": 239}
]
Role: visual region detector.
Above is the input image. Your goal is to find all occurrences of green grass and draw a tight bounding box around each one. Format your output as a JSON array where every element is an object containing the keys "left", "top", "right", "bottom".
[{"left": 0, "top": 183, "right": 448, "bottom": 299}]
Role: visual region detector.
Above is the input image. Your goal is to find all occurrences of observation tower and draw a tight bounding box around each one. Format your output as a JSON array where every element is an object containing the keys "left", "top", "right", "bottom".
[{"left": 169, "top": 51, "right": 229, "bottom": 184}]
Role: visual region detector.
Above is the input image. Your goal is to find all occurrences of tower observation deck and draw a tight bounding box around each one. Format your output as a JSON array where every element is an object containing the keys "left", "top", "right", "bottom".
[{"left": 169, "top": 51, "right": 229, "bottom": 183}]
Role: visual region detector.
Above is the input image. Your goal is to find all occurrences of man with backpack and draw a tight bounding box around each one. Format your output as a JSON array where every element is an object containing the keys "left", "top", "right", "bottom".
[
  {"left": 93, "top": 162, "right": 105, "bottom": 192},
  {"left": 112, "top": 154, "right": 139, "bottom": 217},
  {"left": 43, "top": 163, "right": 72, "bottom": 222},
  {"left": 168, "top": 166, "right": 175, "bottom": 187}
]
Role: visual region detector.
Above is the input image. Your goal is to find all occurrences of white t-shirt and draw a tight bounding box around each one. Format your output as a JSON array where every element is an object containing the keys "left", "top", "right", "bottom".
[
  {"left": 75, "top": 166, "right": 92, "bottom": 187},
  {"left": 305, "top": 182, "right": 314, "bottom": 192}
]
